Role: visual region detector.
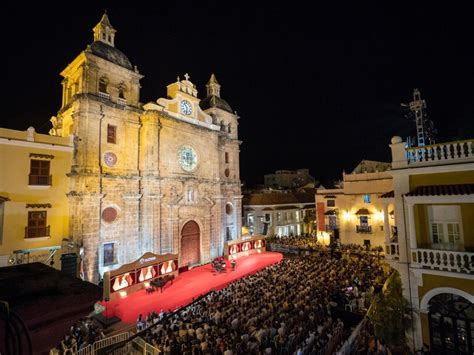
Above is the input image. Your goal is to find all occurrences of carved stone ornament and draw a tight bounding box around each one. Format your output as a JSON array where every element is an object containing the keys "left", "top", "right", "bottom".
[
  {"left": 104, "top": 151, "right": 118, "bottom": 167},
  {"left": 26, "top": 203, "right": 52, "bottom": 208},
  {"left": 29, "top": 153, "right": 55, "bottom": 159}
]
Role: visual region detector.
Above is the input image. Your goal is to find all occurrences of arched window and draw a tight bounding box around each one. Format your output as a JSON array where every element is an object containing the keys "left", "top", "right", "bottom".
[
  {"left": 227, "top": 123, "right": 232, "bottom": 133},
  {"left": 99, "top": 77, "right": 108, "bottom": 93},
  {"left": 118, "top": 89, "right": 125, "bottom": 99},
  {"left": 220, "top": 120, "right": 225, "bottom": 131},
  {"left": 428, "top": 293, "right": 474, "bottom": 354}
]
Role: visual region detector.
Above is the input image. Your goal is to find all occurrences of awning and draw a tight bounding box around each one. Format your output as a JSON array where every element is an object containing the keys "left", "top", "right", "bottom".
[
  {"left": 355, "top": 208, "right": 370, "bottom": 215},
  {"left": 324, "top": 209, "right": 338, "bottom": 216},
  {"left": 380, "top": 190, "right": 394, "bottom": 198}
]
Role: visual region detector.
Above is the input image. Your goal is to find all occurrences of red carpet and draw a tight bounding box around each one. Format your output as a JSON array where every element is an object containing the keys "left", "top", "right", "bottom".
[{"left": 101, "top": 252, "right": 283, "bottom": 323}]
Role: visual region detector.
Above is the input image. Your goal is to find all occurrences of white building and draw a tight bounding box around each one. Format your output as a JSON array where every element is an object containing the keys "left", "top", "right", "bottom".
[{"left": 243, "top": 190, "right": 315, "bottom": 237}]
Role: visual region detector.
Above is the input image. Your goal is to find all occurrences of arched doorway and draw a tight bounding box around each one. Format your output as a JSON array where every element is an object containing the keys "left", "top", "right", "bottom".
[
  {"left": 180, "top": 221, "right": 200, "bottom": 267},
  {"left": 428, "top": 293, "right": 474, "bottom": 354}
]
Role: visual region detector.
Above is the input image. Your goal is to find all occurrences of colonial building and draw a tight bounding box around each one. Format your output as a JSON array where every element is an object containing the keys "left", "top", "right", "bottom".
[
  {"left": 315, "top": 160, "right": 394, "bottom": 248},
  {"left": 0, "top": 127, "right": 73, "bottom": 268},
  {"left": 48, "top": 13, "right": 242, "bottom": 282},
  {"left": 243, "top": 190, "right": 316, "bottom": 237},
  {"left": 383, "top": 136, "right": 474, "bottom": 353}
]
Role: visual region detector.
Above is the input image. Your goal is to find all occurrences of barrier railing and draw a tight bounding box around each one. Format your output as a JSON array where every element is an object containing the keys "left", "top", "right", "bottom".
[
  {"left": 412, "top": 248, "right": 474, "bottom": 274},
  {"left": 52, "top": 331, "right": 131, "bottom": 355},
  {"left": 406, "top": 139, "right": 474, "bottom": 165}
]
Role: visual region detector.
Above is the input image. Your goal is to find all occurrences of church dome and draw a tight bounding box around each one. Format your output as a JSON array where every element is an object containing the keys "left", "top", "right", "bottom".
[
  {"left": 199, "top": 95, "right": 233, "bottom": 113},
  {"left": 89, "top": 41, "right": 133, "bottom": 70}
]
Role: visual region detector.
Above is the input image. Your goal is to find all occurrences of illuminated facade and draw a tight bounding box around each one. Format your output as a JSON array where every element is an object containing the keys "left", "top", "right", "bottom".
[
  {"left": 384, "top": 136, "right": 474, "bottom": 353},
  {"left": 0, "top": 127, "right": 73, "bottom": 268},
  {"left": 315, "top": 160, "right": 394, "bottom": 248},
  {"left": 49, "top": 14, "right": 242, "bottom": 282}
]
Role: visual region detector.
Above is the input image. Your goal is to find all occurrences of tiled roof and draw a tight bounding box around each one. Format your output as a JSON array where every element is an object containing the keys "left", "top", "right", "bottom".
[
  {"left": 355, "top": 208, "right": 371, "bottom": 215},
  {"left": 380, "top": 190, "right": 394, "bottom": 198},
  {"left": 406, "top": 184, "right": 474, "bottom": 197},
  {"left": 324, "top": 209, "right": 338, "bottom": 216}
]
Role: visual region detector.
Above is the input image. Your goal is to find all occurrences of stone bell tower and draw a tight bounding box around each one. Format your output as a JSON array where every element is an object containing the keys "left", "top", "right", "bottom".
[{"left": 50, "top": 13, "right": 144, "bottom": 283}]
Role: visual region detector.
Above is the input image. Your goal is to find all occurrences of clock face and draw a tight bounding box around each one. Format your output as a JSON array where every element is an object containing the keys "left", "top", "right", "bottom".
[
  {"left": 180, "top": 100, "right": 192, "bottom": 115},
  {"left": 178, "top": 146, "right": 198, "bottom": 172}
]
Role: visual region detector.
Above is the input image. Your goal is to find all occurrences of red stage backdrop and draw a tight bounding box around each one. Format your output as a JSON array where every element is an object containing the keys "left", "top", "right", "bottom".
[
  {"left": 225, "top": 235, "right": 266, "bottom": 259},
  {"left": 103, "top": 252, "right": 178, "bottom": 301}
]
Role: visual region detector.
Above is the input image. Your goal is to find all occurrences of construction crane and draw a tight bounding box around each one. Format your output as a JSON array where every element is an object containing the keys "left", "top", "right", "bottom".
[{"left": 401, "top": 88, "right": 437, "bottom": 147}]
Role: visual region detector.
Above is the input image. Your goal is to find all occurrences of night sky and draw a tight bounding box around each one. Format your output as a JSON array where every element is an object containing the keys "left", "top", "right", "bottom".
[{"left": 3, "top": 2, "right": 474, "bottom": 186}]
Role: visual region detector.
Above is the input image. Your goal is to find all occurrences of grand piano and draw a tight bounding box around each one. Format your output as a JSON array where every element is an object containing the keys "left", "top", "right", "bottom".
[{"left": 150, "top": 274, "right": 175, "bottom": 293}]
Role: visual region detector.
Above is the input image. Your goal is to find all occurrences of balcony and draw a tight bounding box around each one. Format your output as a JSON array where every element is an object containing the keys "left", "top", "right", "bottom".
[
  {"left": 98, "top": 91, "right": 110, "bottom": 100},
  {"left": 406, "top": 139, "right": 474, "bottom": 166},
  {"left": 412, "top": 248, "right": 474, "bottom": 274},
  {"left": 29, "top": 174, "right": 52, "bottom": 186},
  {"left": 117, "top": 97, "right": 127, "bottom": 106},
  {"left": 385, "top": 242, "right": 399, "bottom": 260},
  {"left": 356, "top": 225, "right": 372, "bottom": 233},
  {"left": 326, "top": 225, "right": 339, "bottom": 233},
  {"left": 25, "top": 226, "right": 50, "bottom": 239}
]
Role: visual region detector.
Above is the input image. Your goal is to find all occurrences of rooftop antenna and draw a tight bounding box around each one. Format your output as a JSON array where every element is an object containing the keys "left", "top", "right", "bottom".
[{"left": 401, "top": 88, "right": 437, "bottom": 147}]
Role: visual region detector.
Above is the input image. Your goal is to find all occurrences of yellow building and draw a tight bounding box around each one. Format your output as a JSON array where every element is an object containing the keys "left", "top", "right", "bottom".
[
  {"left": 315, "top": 160, "right": 394, "bottom": 248},
  {"left": 0, "top": 127, "right": 73, "bottom": 268},
  {"left": 384, "top": 136, "right": 474, "bottom": 353}
]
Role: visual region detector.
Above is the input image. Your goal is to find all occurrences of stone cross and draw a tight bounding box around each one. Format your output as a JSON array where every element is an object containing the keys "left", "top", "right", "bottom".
[{"left": 184, "top": 73, "right": 190, "bottom": 81}]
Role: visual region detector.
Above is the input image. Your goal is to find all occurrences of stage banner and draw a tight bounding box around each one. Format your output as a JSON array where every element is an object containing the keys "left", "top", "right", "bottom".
[{"left": 317, "top": 202, "right": 326, "bottom": 232}]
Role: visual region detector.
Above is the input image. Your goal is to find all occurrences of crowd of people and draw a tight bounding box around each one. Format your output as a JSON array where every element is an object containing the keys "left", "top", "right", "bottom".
[
  {"left": 53, "top": 317, "right": 105, "bottom": 354},
  {"left": 139, "top": 249, "right": 388, "bottom": 354},
  {"left": 266, "top": 234, "right": 321, "bottom": 250},
  {"left": 267, "top": 235, "right": 384, "bottom": 256}
]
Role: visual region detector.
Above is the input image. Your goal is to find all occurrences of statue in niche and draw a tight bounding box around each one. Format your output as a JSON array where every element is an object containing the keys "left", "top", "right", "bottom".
[
  {"left": 187, "top": 187, "right": 194, "bottom": 202},
  {"left": 72, "top": 134, "right": 79, "bottom": 166},
  {"left": 170, "top": 186, "right": 177, "bottom": 198}
]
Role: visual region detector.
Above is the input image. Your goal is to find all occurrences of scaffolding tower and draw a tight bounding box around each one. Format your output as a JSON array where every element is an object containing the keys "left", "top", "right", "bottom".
[{"left": 404, "top": 88, "right": 437, "bottom": 147}]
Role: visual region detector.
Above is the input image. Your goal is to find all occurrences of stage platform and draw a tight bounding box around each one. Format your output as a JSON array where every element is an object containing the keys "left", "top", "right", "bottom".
[{"left": 101, "top": 251, "right": 283, "bottom": 323}]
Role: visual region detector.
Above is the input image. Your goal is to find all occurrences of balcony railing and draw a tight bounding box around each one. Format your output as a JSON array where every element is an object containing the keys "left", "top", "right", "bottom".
[
  {"left": 25, "top": 226, "right": 50, "bottom": 239},
  {"left": 356, "top": 225, "right": 372, "bottom": 233},
  {"left": 117, "top": 97, "right": 127, "bottom": 106},
  {"left": 406, "top": 139, "right": 474, "bottom": 165},
  {"left": 413, "top": 248, "right": 474, "bottom": 274},
  {"left": 98, "top": 91, "right": 110, "bottom": 100},
  {"left": 326, "top": 225, "right": 339, "bottom": 232},
  {"left": 385, "top": 242, "right": 399, "bottom": 260},
  {"left": 28, "top": 175, "right": 52, "bottom": 186}
]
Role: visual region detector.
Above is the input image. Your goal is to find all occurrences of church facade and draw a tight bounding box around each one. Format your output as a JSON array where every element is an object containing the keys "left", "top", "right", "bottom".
[{"left": 50, "top": 14, "right": 242, "bottom": 283}]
